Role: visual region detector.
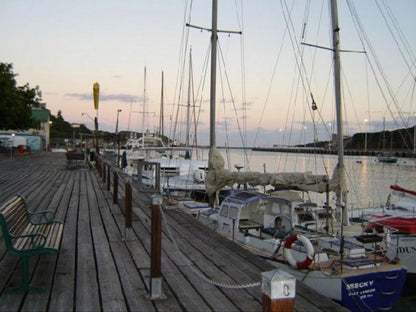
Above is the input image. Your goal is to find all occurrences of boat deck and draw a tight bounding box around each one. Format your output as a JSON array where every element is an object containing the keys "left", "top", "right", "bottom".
[{"left": 0, "top": 151, "right": 347, "bottom": 311}]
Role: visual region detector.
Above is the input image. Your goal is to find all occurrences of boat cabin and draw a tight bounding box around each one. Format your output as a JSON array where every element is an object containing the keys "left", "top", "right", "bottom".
[{"left": 216, "top": 192, "right": 293, "bottom": 238}]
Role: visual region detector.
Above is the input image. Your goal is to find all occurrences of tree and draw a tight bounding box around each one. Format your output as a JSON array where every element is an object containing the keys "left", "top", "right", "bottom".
[
  {"left": 0, "top": 63, "right": 44, "bottom": 130},
  {"left": 50, "top": 110, "right": 92, "bottom": 139}
]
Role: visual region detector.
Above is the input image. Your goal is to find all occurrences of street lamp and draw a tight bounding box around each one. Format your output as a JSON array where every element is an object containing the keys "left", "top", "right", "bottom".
[
  {"left": 71, "top": 123, "right": 81, "bottom": 150},
  {"left": 81, "top": 112, "right": 94, "bottom": 122},
  {"left": 115, "top": 109, "right": 122, "bottom": 135},
  {"left": 81, "top": 113, "right": 94, "bottom": 152}
]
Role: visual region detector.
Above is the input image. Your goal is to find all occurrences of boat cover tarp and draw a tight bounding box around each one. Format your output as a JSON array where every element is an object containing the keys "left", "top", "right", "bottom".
[
  {"left": 205, "top": 147, "right": 337, "bottom": 197},
  {"left": 369, "top": 215, "right": 416, "bottom": 234}
]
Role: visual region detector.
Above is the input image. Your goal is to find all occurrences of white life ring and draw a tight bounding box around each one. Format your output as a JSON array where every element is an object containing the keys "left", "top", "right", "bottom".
[{"left": 283, "top": 234, "right": 314, "bottom": 269}]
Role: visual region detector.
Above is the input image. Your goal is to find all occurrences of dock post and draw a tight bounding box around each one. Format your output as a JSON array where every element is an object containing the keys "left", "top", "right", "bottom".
[
  {"left": 261, "top": 269, "right": 296, "bottom": 312},
  {"left": 99, "top": 158, "right": 102, "bottom": 177},
  {"left": 102, "top": 162, "right": 106, "bottom": 183},
  {"left": 96, "top": 158, "right": 101, "bottom": 175},
  {"left": 113, "top": 172, "right": 118, "bottom": 204},
  {"left": 107, "top": 164, "right": 110, "bottom": 191},
  {"left": 149, "top": 194, "right": 165, "bottom": 300},
  {"left": 124, "top": 183, "right": 133, "bottom": 240}
]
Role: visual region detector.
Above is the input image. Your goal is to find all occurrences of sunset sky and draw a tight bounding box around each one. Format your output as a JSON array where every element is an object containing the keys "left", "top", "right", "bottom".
[{"left": 1, "top": 0, "right": 415, "bottom": 146}]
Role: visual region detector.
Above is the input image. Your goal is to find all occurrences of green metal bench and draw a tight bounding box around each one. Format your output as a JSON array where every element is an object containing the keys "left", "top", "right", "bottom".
[{"left": 0, "top": 193, "right": 64, "bottom": 292}]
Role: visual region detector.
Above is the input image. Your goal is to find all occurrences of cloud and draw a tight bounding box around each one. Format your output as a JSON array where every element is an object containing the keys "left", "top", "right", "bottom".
[{"left": 65, "top": 92, "right": 141, "bottom": 103}]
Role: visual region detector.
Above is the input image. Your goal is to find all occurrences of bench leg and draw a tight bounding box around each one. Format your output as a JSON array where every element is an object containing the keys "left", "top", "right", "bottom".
[{"left": 6, "top": 256, "right": 44, "bottom": 292}]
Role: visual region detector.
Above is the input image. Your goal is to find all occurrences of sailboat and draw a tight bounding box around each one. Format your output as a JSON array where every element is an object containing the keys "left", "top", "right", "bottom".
[
  {"left": 197, "top": 0, "right": 407, "bottom": 311},
  {"left": 124, "top": 66, "right": 209, "bottom": 195},
  {"left": 377, "top": 118, "right": 398, "bottom": 163},
  {"left": 352, "top": 184, "right": 416, "bottom": 292}
]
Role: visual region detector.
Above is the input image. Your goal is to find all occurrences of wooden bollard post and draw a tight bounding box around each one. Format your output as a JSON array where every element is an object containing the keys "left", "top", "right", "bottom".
[
  {"left": 102, "top": 163, "right": 106, "bottom": 183},
  {"left": 107, "top": 165, "right": 110, "bottom": 191},
  {"left": 150, "top": 194, "right": 165, "bottom": 300},
  {"left": 124, "top": 183, "right": 133, "bottom": 240},
  {"left": 262, "top": 269, "right": 296, "bottom": 312},
  {"left": 97, "top": 158, "right": 101, "bottom": 175},
  {"left": 113, "top": 172, "right": 118, "bottom": 204}
]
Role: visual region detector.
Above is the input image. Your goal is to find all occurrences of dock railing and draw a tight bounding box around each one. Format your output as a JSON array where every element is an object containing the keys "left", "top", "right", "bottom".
[{"left": 93, "top": 154, "right": 297, "bottom": 311}]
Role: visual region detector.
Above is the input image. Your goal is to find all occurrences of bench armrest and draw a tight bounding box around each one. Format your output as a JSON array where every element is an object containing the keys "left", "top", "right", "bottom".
[
  {"left": 12, "top": 233, "right": 47, "bottom": 249},
  {"left": 29, "top": 210, "right": 56, "bottom": 223}
]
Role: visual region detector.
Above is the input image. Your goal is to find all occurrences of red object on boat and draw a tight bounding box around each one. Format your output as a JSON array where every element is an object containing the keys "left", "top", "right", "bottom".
[
  {"left": 390, "top": 185, "right": 416, "bottom": 197},
  {"left": 369, "top": 215, "right": 416, "bottom": 234}
]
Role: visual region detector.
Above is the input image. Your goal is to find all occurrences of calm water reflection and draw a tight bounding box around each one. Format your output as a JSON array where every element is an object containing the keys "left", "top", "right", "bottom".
[{"left": 222, "top": 149, "right": 416, "bottom": 209}]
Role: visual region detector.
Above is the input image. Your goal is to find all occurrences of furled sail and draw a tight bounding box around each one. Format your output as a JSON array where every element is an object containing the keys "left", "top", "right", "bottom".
[{"left": 205, "top": 147, "right": 337, "bottom": 196}]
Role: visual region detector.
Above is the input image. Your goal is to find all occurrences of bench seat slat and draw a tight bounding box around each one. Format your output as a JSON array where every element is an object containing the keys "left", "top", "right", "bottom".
[{"left": 12, "top": 222, "right": 64, "bottom": 251}]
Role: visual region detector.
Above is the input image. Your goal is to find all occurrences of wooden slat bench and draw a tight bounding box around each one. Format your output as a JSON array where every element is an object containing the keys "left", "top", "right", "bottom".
[{"left": 0, "top": 193, "right": 64, "bottom": 291}]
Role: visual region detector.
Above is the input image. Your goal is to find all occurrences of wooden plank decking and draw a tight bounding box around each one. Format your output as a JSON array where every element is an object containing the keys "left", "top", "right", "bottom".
[{"left": 0, "top": 152, "right": 346, "bottom": 311}]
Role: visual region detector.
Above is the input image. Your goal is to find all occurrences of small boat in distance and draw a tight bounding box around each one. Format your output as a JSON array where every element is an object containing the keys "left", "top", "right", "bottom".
[
  {"left": 377, "top": 152, "right": 398, "bottom": 163},
  {"left": 377, "top": 118, "right": 398, "bottom": 163}
]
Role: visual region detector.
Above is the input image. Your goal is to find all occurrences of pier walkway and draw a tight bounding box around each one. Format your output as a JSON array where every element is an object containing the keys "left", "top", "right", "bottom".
[{"left": 0, "top": 152, "right": 345, "bottom": 311}]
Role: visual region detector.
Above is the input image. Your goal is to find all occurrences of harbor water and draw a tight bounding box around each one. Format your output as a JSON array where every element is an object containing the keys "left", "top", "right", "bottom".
[{"left": 221, "top": 149, "right": 416, "bottom": 210}]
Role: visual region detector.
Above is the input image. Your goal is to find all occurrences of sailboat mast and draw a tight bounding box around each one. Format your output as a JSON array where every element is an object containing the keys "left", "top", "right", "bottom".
[
  {"left": 210, "top": 0, "right": 218, "bottom": 148},
  {"left": 382, "top": 117, "right": 386, "bottom": 152},
  {"left": 160, "top": 71, "right": 164, "bottom": 139},
  {"left": 142, "top": 66, "right": 147, "bottom": 146},
  {"left": 330, "top": 0, "right": 348, "bottom": 225},
  {"left": 186, "top": 49, "right": 192, "bottom": 147}
]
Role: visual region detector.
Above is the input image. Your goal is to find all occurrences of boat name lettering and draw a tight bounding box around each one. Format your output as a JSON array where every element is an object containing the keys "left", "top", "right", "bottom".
[
  {"left": 345, "top": 280, "right": 374, "bottom": 290},
  {"left": 397, "top": 246, "right": 416, "bottom": 253}
]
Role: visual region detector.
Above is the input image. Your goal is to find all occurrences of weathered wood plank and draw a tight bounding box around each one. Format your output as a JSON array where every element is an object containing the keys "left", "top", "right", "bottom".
[
  {"left": 0, "top": 254, "right": 24, "bottom": 311},
  {"left": 76, "top": 170, "right": 101, "bottom": 311},
  {"left": 162, "top": 209, "right": 265, "bottom": 309},
  {"left": 128, "top": 201, "right": 261, "bottom": 311},
  {"left": 21, "top": 254, "right": 57, "bottom": 312},
  {"left": 109, "top": 241, "right": 157, "bottom": 311},
  {"left": 86, "top": 172, "right": 127, "bottom": 312},
  {"left": 48, "top": 169, "right": 78, "bottom": 312}
]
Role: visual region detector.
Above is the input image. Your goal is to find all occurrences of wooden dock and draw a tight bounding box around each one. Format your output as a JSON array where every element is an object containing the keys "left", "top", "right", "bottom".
[{"left": 0, "top": 152, "right": 346, "bottom": 311}]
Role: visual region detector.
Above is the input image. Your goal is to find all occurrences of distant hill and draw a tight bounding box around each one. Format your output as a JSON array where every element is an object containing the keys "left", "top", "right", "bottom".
[{"left": 302, "top": 126, "right": 415, "bottom": 152}]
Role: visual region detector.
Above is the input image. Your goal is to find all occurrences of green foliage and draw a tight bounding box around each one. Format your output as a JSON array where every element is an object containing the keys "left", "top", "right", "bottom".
[
  {"left": 0, "top": 63, "right": 44, "bottom": 130},
  {"left": 50, "top": 110, "right": 92, "bottom": 138}
]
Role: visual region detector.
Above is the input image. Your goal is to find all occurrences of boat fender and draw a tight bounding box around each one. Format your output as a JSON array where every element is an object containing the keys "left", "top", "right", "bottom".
[{"left": 283, "top": 234, "right": 314, "bottom": 269}]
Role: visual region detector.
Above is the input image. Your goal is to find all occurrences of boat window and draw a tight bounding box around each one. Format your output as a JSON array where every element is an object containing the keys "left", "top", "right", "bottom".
[
  {"left": 298, "top": 212, "right": 314, "bottom": 222},
  {"left": 280, "top": 205, "right": 290, "bottom": 216},
  {"left": 318, "top": 212, "right": 331, "bottom": 219},
  {"left": 220, "top": 205, "right": 229, "bottom": 217},
  {"left": 229, "top": 207, "right": 238, "bottom": 220},
  {"left": 271, "top": 203, "right": 281, "bottom": 214}
]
